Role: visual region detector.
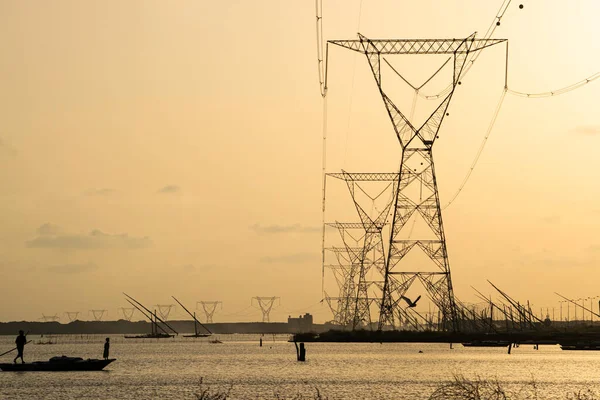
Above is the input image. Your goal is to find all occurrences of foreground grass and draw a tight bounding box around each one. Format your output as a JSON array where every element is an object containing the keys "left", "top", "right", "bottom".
[
  {"left": 429, "top": 374, "right": 539, "bottom": 400},
  {"left": 194, "top": 375, "right": 599, "bottom": 400},
  {"left": 194, "top": 378, "right": 327, "bottom": 400}
]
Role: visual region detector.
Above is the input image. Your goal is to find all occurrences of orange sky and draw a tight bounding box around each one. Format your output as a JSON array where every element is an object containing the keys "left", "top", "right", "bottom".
[{"left": 0, "top": 0, "right": 598, "bottom": 323}]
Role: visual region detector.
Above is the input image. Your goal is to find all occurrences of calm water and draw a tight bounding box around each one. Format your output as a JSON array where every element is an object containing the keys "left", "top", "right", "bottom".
[{"left": 1, "top": 334, "right": 599, "bottom": 399}]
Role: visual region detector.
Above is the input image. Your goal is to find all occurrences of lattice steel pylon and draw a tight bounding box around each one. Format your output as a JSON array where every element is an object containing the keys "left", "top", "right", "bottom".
[
  {"left": 196, "top": 301, "right": 222, "bottom": 323},
  {"left": 323, "top": 230, "right": 363, "bottom": 328},
  {"left": 40, "top": 314, "right": 60, "bottom": 322},
  {"left": 119, "top": 307, "right": 136, "bottom": 321},
  {"left": 155, "top": 304, "right": 175, "bottom": 321},
  {"left": 64, "top": 311, "right": 79, "bottom": 322},
  {"left": 324, "top": 173, "right": 398, "bottom": 330},
  {"left": 329, "top": 33, "right": 506, "bottom": 332},
  {"left": 89, "top": 309, "right": 107, "bottom": 321},
  {"left": 252, "top": 297, "right": 280, "bottom": 322}
]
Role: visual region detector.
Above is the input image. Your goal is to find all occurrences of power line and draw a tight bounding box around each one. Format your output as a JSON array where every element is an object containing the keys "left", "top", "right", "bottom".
[
  {"left": 442, "top": 70, "right": 598, "bottom": 209},
  {"left": 442, "top": 88, "right": 507, "bottom": 209},
  {"left": 507, "top": 72, "right": 599, "bottom": 98}
]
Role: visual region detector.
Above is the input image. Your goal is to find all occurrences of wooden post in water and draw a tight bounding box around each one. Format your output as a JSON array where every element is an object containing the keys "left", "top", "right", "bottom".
[
  {"left": 294, "top": 341, "right": 306, "bottom": 361},
  {"left": 259, "top": 337, "right": 263, "bottom": 347}
]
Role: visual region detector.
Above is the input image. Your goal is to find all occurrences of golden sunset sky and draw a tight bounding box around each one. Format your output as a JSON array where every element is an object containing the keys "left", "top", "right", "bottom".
[{"left": 0, "top": 1, "right": 598, "bottom": 322}]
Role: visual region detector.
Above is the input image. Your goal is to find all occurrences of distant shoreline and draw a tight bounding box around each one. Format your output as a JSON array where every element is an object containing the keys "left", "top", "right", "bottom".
[{"left": 0, "top": 320, "right": 327, "bottom": 335}]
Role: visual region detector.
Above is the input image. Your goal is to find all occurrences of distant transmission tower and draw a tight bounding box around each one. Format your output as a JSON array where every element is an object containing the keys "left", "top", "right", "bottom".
[
  {"left": 89, "top": 309, "right": 107, "bottom": 321},
  {"left": 196, "top": 301, "right": 222, "bottom": 323},
  {"left": 119, "top": 307, "right": 136, "bottom": 321},
  {"left": 328, "top": 33, "right": 507, "bottom": 332},
  {"left": 40, "top": 314, "right": 60, "bottom": 322},
  {"left": 64, "top": 311, "right": 79, "bottom": 322},
  {"left": 252, "top": 297, "right": 280, "bottom": 322},
  {"left": 323, "top": 175, "right": 396, "bottom": 330},
  {"left": 155, "top": 304, "right": 175, "bottom": 321}
]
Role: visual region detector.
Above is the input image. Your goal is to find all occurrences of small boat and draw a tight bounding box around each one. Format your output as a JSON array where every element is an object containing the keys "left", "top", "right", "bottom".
[
  {"left": 172, "top": 296, "right": 212, "bottom": 338},
  {"left": 462, "top": 340, "right": 511, "bottom": 347},
  {"left": 560, "top": 342, "right": 600, "bottom": 351},
  {"left": 0, "top": 356, "right": 115, "bottom": 372},
  {"left": 122, "top": 293, "right": 178, "bottom": 339},
  {"left": 124, "top": 333, "right": 174, "bottom": 339},
  {"left": 183, "top": 333, "right": 211, "bottom": 338}
]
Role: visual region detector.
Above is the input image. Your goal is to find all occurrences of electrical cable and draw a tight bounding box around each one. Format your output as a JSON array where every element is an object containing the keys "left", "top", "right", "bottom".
[
  {"left": 442, "top": 70, "right": 598, "bottom": 209},
  {"left": 507, "top": 72, "right": 599, "bottom": 98},
  {"left": 422, "top": 0, "right": 513, "bottom": 100},
  {"left": 442, "top": 88, "right": 507, "bottom": 209}
]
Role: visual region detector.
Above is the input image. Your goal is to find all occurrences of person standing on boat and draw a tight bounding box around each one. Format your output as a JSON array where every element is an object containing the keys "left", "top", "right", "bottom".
[
  {"left": 103, "top": 337, "right": 110, "bottom": 360},
  {"left": 13, "top": 330, "right": 26, "bottom": 364}
]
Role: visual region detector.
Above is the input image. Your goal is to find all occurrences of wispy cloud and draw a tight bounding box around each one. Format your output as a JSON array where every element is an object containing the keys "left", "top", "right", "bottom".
[
  {"left": 37, "top": 223, "right": 62, "bottom": 236},
  {"left": 47, "top": 262, "right": 98, "bottom": 274},
  {"left": 259, "top": 252, "right": 318, "bottom": 264},
  {"left": 250, "top": 223, "right": 320, "bottom": 234},
  {"left": 84, "top": 188, "right": 115, "bottom": 196},
  {"left": 26, "top": 224, "right": 152, "bottom": 250},
  {"left": 158, "top": 185, "right": 180, "bottom": 194},
  {"left": 571, "top": 126, "right": 600, "bottom": 136}
]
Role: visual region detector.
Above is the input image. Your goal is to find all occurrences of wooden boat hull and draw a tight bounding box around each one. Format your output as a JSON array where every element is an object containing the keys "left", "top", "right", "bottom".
[
  {"left": 0, "top": 357, "right": 115, "bottom": 372},
  {"left": 183, "top": 334, "right": 211, "bottom": 338},
  {"left": 124, "top": 333, "right": 174, "bottom": 339},
  {"left": 462, "top": 341, "right": 511, "bottom": 347},
  {"left": 560, "top": 343, "right": 600, "bottom": 351}
]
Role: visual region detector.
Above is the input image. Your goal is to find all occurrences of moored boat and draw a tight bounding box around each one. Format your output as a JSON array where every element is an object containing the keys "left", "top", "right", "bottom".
[
  {"left": 560, "top": 342, "right": 600, "bottom": 351},
  {"left": 124, "top": 333, "right": 174, "bottom": 339},
  {"left": 462, "top": 340, "right": 511, "bottom": 347},
  {"left": 172, "top": 296, "right": 212, "bottom": 339},
  {"left": 122, "top": 293, "right": 179, "bottom": 339},
  {"left": 183, "top": 333, "right": 211, "bottom": 338},
  {"left": 0, "top": 356, "right": 115, "bottom": 372}
]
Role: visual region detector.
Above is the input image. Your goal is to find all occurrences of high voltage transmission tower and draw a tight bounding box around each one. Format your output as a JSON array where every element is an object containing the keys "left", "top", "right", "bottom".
[
  {"left": 252, "top": 297, "right": 280, "bottom": 322},
  {"left": 196, "top": 301, "right": 222, "bottom": 323},
  {"left": 64, "top": 311, "right": 79, "bottom": 322},
  {"left": 89, "top": 309, "right": 107, "bottom": 321},
  {"left": 119, "top": 307, "right": 136, "bottom": 321},
  {"left": 40, "top": 314, "right": 60, "bottom": 322},
  {"left": 323, "top": 173, "right": 398, "bottom": 330},
  {"left": 155, "top": 304, "right": 175, "bottom": 321},
  {"left": 326, "top": 33, "right": 506, "bottom": 332}
]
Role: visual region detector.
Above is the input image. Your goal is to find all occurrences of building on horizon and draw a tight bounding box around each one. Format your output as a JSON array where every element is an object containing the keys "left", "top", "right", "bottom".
[{"left": 287, "top": 313, "right": 313, "bottom": 333}]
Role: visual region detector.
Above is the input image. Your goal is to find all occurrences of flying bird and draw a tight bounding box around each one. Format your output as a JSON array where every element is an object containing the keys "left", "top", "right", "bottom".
[{"left": 400, "top": 295, "right": 421, "bottom": 308}]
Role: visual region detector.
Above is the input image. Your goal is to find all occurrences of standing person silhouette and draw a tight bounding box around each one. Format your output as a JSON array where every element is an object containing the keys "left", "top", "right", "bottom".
[
  {"left": 13, "top": 330, "right": 26, "bottom": 364},
  {"left": 103, "top": 338, "right": 110, "bottom": 360}
]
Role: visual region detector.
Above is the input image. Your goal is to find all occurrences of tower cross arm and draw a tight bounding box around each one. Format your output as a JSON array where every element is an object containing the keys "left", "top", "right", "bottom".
[
  {"left": 328, "top": 37, "right": 506, "bottom": 54},
  {"left": 327, "top": 172, "right": 399, "bottom": 181},
  {"left": 325, "top": 222, "right": 367, "bottom": 229}
]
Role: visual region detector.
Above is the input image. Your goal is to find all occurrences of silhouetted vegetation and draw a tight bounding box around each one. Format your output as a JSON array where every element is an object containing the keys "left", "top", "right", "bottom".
[
  {"left": 428, "top": 374, "right": 539, "bottom": 399},
  {"left": 428, "top": 375, "right": 600, "bottom": 400},
  {"left": 194, "top": 379, "right": 328, "bottom": 400},
  {"left": 193, "top": 376, "right": 599, "bottom": 399},
  {"left": 194, "top": 378, "right": 232, "bottom": 400}
]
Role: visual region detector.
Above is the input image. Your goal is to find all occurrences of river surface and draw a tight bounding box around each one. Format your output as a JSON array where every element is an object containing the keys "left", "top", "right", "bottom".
[{"left": 0, "top": 334, "right": 599, "bottom": 399}]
